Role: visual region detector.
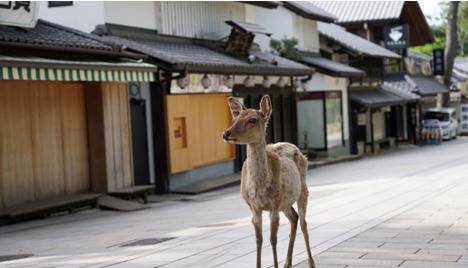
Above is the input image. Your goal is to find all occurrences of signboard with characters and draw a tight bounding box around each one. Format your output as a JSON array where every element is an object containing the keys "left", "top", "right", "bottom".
[{"left": 0, "top": 1, "right": 38, "bottom": 28}]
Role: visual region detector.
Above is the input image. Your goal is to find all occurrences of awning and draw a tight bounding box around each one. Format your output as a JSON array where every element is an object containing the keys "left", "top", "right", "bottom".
[
  {"left": 350, "top": 88, "right": 404, "bottom": 108},
  {"left": 283, "top": 2, "right": 337, "bottom": 23},
  {"left": 301, "top": 55, "right": 365, "bottom": 77},
  {"left": 0, "top": 56, "right": 156, "bottom": 82},
  {"left": 409, "top": 77, "right": 449, "bottom": 96}
]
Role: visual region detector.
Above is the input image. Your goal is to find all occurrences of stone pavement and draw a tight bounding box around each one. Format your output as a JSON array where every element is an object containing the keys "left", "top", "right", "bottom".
[
  {"left": 297, "top": 167, "right": 468, "bottom": 268},
  {"left": 1, "top": 139, "right": 468, "bottom": 268}
]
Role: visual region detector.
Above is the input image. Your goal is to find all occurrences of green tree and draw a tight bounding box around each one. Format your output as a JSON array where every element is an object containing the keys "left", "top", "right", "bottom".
[
  {"left": 412, "top": 1, "right": 468, "bottom": 57},
  {"left": 457, "top": 2, "right": 468, "bottom": 56},
  {"left": 270, "top": 38, "right": 302, "bottom": 61}
]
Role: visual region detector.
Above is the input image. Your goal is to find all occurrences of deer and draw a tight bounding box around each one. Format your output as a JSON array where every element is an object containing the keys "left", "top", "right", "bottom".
[{"left": 222, "top": 95, "right": 315, "bottom": 268}]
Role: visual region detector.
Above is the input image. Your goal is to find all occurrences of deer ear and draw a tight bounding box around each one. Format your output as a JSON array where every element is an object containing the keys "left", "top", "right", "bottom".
[
  {"left": 228, "top": 97, "right": 245, "bottom": 119},
  {"left": 259, "top": 94, "right": 272, "bottom": 120}
]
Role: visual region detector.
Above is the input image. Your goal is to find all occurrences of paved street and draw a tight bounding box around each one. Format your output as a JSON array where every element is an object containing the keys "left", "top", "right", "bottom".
[{"left": 2, "top": 138, "right": 468, "bottom": 268}]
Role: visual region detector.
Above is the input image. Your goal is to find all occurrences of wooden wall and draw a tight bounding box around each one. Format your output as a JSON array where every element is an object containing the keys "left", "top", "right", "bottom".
[
  {"left": 85, "top": 82, "right": 133, "bottom": 192},
  {"left": 166, "top": 93, "right": 234, "bottom": 174},
  {"left": 0, "top": 81, "right": 89, "bottom": 208}
]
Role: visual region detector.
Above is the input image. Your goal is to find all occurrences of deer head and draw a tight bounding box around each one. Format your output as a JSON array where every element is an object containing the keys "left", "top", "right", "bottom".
[{"left": 222, "top": 95, "right": 272, "bottom": 144}]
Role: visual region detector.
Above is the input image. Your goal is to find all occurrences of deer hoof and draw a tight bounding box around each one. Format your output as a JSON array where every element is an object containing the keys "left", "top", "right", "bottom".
[{"left": 308, "top": 258, "right": 316, "bottom": 268}]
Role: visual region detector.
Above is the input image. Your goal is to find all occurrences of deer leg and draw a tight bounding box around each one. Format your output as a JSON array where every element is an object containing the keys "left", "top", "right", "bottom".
[
  {"left": 283, "top": 206, "right": 298, "bottom": 268},
  {"left": 298, "top": 187, "right": 316, "bottom": 268},
  {"left": 270, "top": 211, "right": 280, "bottom": 268},
  {"left": 252, "top": 209, "right": 263, "bottom": 268}
]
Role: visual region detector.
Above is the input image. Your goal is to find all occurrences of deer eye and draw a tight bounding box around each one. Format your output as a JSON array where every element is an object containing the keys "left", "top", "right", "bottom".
[{"left": 248, "top": 118, "right": 257, "bottom": 124}]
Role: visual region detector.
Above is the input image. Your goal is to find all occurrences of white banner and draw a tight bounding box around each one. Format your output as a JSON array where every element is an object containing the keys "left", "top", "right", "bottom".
[{"left": 0, "top": 1, "right": 39, "bottom": 28}]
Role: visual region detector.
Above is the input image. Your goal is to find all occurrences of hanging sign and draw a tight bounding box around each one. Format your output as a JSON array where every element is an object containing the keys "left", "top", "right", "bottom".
[
  {"left": 384, "top": 24, "right": 409, "bottom": 49},
  {"left": 433, "top": 48, "right": 445, "bottom": 76},
  {"left": 0, "top": 1, "right": 39, "bottom": 28}
]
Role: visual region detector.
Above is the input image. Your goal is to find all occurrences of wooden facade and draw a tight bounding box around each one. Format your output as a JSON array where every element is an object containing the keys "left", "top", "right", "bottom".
[
  {"left": 165, "top": 93, "right": 234, "bottom": 174},
  {"left": 0, "top": 81, "right": 89, "bottom": 207},
  {"left": 85, "top": 82, "right": 134, "bottom": 193},
  {"left": 0, "top": 80, "right": 133, "bottom": 208}
]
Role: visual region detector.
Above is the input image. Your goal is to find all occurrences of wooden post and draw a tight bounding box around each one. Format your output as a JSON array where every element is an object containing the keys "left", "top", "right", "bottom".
[
  {"left": 150, "top": 71, "right": 171, "bottom": 193},
  {"left": 370, "top": 108, "right": 375, "bottom": 153}
]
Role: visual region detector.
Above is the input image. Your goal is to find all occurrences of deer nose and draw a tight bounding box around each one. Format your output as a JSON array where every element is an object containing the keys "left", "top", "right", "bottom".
[{"left": 222, "top": 131, "right": 231, "bottom": 140}]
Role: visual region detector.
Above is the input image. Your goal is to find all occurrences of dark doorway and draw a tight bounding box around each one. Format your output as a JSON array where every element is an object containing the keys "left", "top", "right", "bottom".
[{"left": 130, "top": 98, "right": 150, "bottom": 185}]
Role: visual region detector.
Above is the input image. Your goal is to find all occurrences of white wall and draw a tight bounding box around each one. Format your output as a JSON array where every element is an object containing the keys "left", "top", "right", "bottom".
[
  {"left": 255, "top": 6, "right": 320, "bottom": 53},
  {"left": 104, "top": 1, "right": 246, "bottom": 39},
  {"left": 159, "top": 1, "right": 245, "bottom": 39},
  {"left": 104, "top": 2, "right": 159, "bottom": 30},
  {"left": 38, "top": 1, "right": 104, "bottom": 33}
]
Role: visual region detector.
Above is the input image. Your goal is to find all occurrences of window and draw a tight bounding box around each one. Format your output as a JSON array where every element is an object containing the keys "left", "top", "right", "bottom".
[
  {"left": 424, "top": 112, "right": 449, "bottom": 122},
  {"left": 297, "top": 91, "right": 344, "bottom": 150},
  {"left": 325, "top": 92, "right": 343, "bottom": 148},
  {"left": 48, "top": 1, "right": 73, "bottom": 8}
]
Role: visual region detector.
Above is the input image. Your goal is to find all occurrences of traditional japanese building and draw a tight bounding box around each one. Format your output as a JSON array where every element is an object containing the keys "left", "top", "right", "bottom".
[
  {"left": 94, "top": 18, "right": 313, "bottom": 193},
  {"left": 0, "top": 19, "right": 157, "bottom": 210},
  {"left": 312, "top": 1, "right": 438, "bottom": 153}
]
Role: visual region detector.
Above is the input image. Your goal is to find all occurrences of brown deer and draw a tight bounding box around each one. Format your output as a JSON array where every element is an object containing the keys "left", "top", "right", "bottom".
[{"left": 223, "top": 95, "right": 315, "bottom": 268}]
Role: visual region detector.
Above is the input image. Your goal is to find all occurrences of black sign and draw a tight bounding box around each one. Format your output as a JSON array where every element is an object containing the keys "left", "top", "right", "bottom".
[
  {"left": 433, "top": 48, "right": 444, "bottom": 75},
  {"left": 384, "top": 25, "right": 409, "bottom": 49}
]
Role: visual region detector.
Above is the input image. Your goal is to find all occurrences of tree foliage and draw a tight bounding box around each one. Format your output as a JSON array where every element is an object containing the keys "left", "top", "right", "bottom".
[
  {"left": 270, "top": 38, "right": 302, "bottom": 61},
  {"left": 411, "top": 1, "right": 468, "bottom": 57}
]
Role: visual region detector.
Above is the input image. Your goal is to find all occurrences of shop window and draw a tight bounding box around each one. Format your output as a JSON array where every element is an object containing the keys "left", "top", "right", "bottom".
[
  {"left": 325, "top": 92, "right": 343, "bottom": 148},
  {"left": 297, "top": 93, "right": 325, "bottom": 149},
  {"left": 297, "top": 91, "right": 344, "bottom": 150}
]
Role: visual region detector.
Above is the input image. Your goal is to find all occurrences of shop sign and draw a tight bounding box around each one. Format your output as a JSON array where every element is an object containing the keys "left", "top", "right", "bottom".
[
  {"left": 0, "top": 1, "right": 39, "bottom": 28},
  {"left": 433, "top": 48, "right": 444, "bottom": 76},
  {"left": 384, "top": 24, "right": 409, "bottom": 49}
]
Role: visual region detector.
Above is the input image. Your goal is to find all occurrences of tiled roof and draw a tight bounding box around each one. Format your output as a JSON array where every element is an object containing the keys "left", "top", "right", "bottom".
[
  {"left": 409, "top": 76, "right": 449, "bottom": 96},
  {"left": 407, "top": 50, "right": 432, "bottom": 62},
  {"left": 350, "top": 88, "right": 404, "bottom": 107},
  {"left": 300, "top": 55, "right": 365, "bottom": 77},
  {"left": 312, "top": 1, "right": 404, "bottom": 24},
  {"left": 381, "top": 81, "right": 420, "bottom": 102},
  {"left": 317, "top": 22, "right": 401, "bottom": 59},
  {"left": 282, "top": 2, "right": 337, "bottom": 23},
  {"left": 98, "top": 29, "right": 313, "bottom": 76},
  {"left": 455, "top": 58, "right": 468, "bottom": 76},
  {"left": 0, "top": 20, "right": 118, "bottom": 54}
]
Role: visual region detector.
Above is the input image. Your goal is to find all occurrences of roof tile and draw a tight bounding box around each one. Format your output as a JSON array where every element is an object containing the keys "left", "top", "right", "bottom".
[
  {"left": 317, "top": 22, "right": 401, "bottom": 59},
  {"left": 312, "top": 1, "right": 404, "bottom": 24},
  {"left": 0, "top": 20, "right": 115, "bottom": 53},
  {"left": 101, "top": 33, "right": 313, "bottom": 76}
]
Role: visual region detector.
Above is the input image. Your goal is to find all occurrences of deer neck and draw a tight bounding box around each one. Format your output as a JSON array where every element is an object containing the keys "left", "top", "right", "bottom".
[{"left": 246, "top": 139, "right": 270, "bottom": 184}]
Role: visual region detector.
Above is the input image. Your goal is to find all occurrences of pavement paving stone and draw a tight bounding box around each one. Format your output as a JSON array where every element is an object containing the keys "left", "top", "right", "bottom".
[
  {"left": 328, "top": 246, "right": 418, "bottom": 255},
  {"left": 314, "top": 257, "right": 404, "bottom": 267},
  {"left": 399, "top": 260, "right": 468, "bottom": 268},
  {"left": 363, "top": 252, "right": 461, "bottom": 262},
  {"left": 316, "top": 251, "right": 366, "bottom": 259},
  {"left": 3, "top": 139, "right": 468, "bottom": 268}
]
